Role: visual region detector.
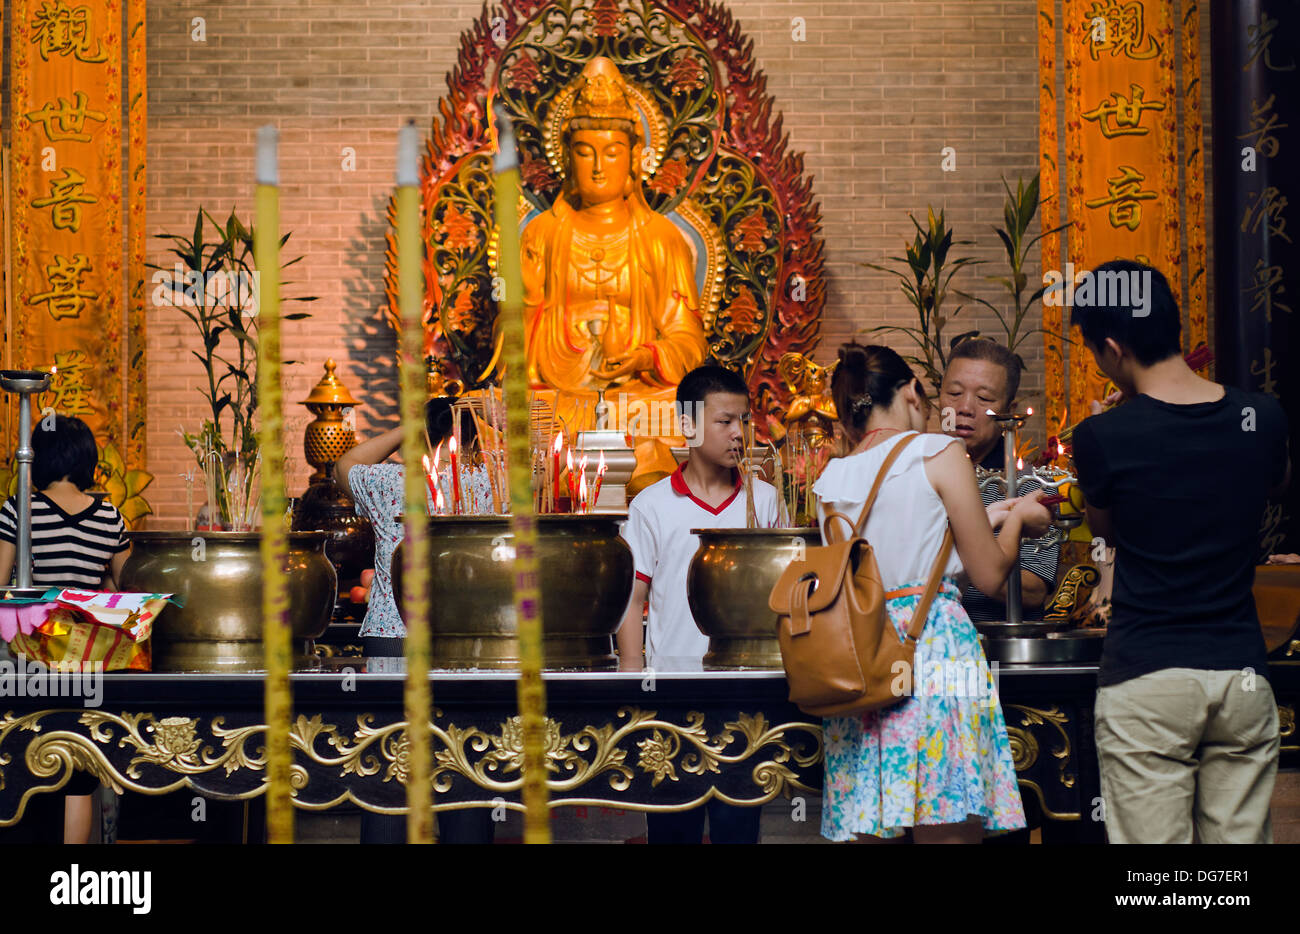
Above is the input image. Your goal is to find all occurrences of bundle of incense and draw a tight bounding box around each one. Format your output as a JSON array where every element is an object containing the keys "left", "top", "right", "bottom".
[
  {"left": 767, "top": 441, "right": 787, "bottom": 527},
  {"left": 744, "top": 418, "right": 757, "bottom": 529}
]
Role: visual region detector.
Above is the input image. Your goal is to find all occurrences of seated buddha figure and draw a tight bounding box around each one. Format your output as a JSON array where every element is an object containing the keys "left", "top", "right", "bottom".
[{"left": 520, "top": 57, "right": 707, "bottom": 426}]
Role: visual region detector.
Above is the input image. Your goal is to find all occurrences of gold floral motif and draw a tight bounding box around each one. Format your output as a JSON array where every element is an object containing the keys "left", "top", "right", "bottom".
[
  {"left": 1279, "top": 705, "right": 1295, "bottom": 739},
  {"left": 636, "top": 729, "right": 680, "bottom": 786}
]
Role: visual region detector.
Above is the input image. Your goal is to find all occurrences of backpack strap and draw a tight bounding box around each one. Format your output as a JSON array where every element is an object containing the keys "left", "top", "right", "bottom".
[
  {"left": 904, "top": 526, "right": 955, "bottom": 643},
  {"left": 822, "top": 432, "right": 921, "bottom": 544}
]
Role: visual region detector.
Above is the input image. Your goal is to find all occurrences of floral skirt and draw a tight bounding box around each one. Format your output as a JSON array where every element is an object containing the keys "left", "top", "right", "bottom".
[{"left": 821, "top": 580, "right": 1026, "bottom": 841}]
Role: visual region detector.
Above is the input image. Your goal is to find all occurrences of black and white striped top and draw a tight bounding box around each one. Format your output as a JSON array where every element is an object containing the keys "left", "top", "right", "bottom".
[{"left": 0, "top": 492, "right": 129, "bottom": 589}]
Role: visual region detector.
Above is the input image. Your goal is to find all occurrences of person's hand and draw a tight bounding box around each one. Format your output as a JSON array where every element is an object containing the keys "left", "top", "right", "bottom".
[
  {"left": 985, "top": 499, "right": 1014, "bottom": 530},
  {"left": 1267, "top": 553, "right": 1300, "bottom": 565},
  {"left": 1089, "top": 389, "right": 1124, "bottom": 416},
  {"left": 1010, "top": 491, "right": 1052, "bottom": 537},
  {"left": 593, "top": 346, "right": 655, "bottom": 382}
]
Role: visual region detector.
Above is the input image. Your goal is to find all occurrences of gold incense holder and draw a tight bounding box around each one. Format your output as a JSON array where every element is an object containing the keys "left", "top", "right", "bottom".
[
  {"left": 392, "top": 515, "right": 633, "bottom": 670},
  {"left": 120, "top": 532, "right": 337, "bottom": 672},
  {"left": 687, "top": 527, "right": 819, "bottom": 669}
]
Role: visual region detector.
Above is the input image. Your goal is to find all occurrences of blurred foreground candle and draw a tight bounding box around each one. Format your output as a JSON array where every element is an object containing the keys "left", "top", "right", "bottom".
[
  {"left": 255, "top": 124, "right": 293, "bottom": 844},
  {"left": 397, "top": 119, "right": 434, "bottom": 843},
  {"left": 494, "top": 103, "right": 551, "bottom": 842}
]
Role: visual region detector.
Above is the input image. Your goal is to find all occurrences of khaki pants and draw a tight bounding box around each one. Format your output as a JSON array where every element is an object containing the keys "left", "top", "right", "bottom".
[{"left": 1095, "top": 667, "right": 1279, "bottom": 844}]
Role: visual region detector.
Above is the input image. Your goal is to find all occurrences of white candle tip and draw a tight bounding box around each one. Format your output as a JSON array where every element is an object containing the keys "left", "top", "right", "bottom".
[
  {"left": 256, "top": 125, "right": 279, "bottom": 185},
  {"left": 396, "top": 122, "right": 420, "bottom": 187},
  {"left": 493, "top": 103, "right": 519, "bottom": 173}
]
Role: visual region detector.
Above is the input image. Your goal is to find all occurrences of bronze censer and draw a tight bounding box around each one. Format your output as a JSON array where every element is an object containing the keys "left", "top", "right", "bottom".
[
  {"left": 687, "top": 528, "right": 819, "bottom": 669},
  {"left": 392, "top": 515, "right": 633, "bottom": 669},
  {"left": 120, "top": 532, "right": 337, "bottom": 671}
]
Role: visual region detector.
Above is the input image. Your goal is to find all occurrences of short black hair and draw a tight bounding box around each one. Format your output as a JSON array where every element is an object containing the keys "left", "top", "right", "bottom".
[
  {"left": 1069, "top": 260, "right": 1181, "bottom": 366},
  {"left": 32, "top": 414, "right": 98, "bottom": 491},
  {"left": 675, "top": 364, "right": 749, "bottom": 420},
  {"left": 424, "top": 396, "right": 478, "bottom": 449},
  {"left": 947, "top": 338, "right": 1021, "bottom": 405}
]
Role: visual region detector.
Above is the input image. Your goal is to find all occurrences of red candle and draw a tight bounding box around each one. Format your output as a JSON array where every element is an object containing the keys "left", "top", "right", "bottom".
[
  {"left": 551, "top": 433, "right": 563, "bottom": 513},
  {"left": 566, "top": 448, "right": 576, "bottom": 509},
  {"left": 449, "top": 435, "right": 462, "bottom": 515},
  {"left": 591, "top": 450, "right": 606, "bottom": 509},
  {"left": 421, "top": 454, "right": 438, "bottom": 509}
]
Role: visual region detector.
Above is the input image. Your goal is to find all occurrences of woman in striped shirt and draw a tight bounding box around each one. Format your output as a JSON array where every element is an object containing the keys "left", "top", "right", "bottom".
[{"left": 0, "top": 414, "right": 130, "bottom": 843}]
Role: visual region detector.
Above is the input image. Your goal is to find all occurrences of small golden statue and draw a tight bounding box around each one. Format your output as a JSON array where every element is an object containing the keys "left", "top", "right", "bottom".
[
  {"left": 777, "top": 351, "right": 838, "bottom": 449},
  {"left": 512, "top": 56, "right": 708, "bottom": 429}
]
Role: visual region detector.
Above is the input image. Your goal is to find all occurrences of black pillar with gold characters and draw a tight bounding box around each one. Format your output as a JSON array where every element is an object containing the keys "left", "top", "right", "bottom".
[{"left": 1210, "top": 0, "right": 1299, "bottom": 556}]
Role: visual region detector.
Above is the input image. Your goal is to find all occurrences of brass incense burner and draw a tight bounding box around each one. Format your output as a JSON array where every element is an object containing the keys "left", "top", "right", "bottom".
[
  {"left": 392, "top": 515, "right": 632, "bottom": 669},
  {"left": 687, "top": 528, "right": 819, "bottom": 669},
  {"left": 120, "top": 532, "right": 337, "bottom": 672}
]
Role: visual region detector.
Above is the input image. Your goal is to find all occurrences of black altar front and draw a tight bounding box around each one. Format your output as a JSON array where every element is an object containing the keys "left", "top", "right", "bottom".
[{"left": 1, "top": 652, "right": 1296, "bottom": 839}]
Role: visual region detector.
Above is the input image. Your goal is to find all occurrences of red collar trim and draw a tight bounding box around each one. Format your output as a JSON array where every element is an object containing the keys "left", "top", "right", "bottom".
[{"left": 670, "top": 460, "right": 743, "bottom": 516}]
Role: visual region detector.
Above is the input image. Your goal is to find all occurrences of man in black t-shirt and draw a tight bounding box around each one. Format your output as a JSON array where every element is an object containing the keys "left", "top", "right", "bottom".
[{"left": 1070, "top": 260, "right": 1291, "bottom": 844}]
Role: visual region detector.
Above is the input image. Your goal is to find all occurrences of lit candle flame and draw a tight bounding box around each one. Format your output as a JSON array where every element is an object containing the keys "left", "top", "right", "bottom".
[
  {"left": 578, "top": 470, "right": 587, "bottom": 510},
  {"left": 597, "top": 449, "right": 607, "bottom": 475},
  {"left": 1026, "top": 406, "right": 1033, "bottom": 416},
  {"left": 552, "top": 433, "right": 563, "bottom": 454},
  {"left": 449, "top": 435, "right": 458, "bottom": 455},
  {"left": 1016, "top": 456, "right": 1024, "bottom": 471}
]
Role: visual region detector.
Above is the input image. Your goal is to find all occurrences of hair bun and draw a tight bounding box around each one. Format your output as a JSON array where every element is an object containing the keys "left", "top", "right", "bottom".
[{"left": 838, "top": 343, "right": 870, "bottom": 375}]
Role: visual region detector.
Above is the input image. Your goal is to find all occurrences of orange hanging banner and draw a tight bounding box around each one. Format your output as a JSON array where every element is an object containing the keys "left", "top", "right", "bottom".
[
  {"left": 1062, "top": 0, "right": 1181, "bottom": 418},
  {"left": 8, "top": 0, "right": 152, "bottom": 523}
]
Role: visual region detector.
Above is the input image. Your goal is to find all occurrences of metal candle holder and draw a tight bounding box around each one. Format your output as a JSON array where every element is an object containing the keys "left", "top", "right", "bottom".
[
  {"left": 973, "top": 407, "right": 1082, "bottom": 630},
  {"left": 0, "top": 369, "right": 52, "bottom": 599}
]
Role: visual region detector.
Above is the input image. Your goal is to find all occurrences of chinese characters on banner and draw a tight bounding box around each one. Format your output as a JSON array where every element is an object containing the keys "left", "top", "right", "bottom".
[
  {"left": 1040, "top": 0, "right": 1209, "bottom": 432},
  {"left": 6, "top": 0, "right": 152, "bottom": 523}
]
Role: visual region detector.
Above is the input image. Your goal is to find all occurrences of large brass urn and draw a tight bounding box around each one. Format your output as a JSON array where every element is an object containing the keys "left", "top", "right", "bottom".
[
  {"left": 120, "top": 532, "right": 337, "bottom": 671},
  {"left": 392, "top": 515, "right": 632, "bottom": 669},
  {"left": 687, "top": 528, "right": 818, "bottom": 669}
]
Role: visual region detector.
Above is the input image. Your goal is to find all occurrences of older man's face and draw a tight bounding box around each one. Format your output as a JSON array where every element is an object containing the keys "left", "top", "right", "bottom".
[{"left": 939, "top": 357, "right": 1010, "bottom": 458}]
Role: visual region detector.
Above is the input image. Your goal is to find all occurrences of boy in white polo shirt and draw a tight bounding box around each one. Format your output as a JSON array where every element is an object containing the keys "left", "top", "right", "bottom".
[{"left": 617, "top": 365, "right": 782, "bottom": 843}]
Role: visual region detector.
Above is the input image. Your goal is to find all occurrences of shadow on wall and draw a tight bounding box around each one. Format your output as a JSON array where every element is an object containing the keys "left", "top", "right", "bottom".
[{"left": 345, "top": 194, "right": 400, "bottom": 433}]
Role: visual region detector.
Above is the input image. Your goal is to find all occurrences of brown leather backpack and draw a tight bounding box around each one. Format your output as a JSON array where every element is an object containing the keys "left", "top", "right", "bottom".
[{"left": 768, "top": 433, "right": 954, "bottom": 716}]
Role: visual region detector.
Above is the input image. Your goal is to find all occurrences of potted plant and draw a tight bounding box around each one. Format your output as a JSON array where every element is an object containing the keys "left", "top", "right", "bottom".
[{"left": 150, "top": 209, "right": 316, "bottom": 529}]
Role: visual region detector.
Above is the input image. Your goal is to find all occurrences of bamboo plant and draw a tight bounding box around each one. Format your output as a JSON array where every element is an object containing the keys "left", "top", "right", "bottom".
[
  {"left": 859, "top": 207, "right": 982, "bottom": 397},
  {"left": 150, "top": 208, "right": 315, "bottom": 529}
]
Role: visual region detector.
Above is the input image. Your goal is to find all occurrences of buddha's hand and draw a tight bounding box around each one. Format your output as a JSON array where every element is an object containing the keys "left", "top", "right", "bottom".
[{"left": 593, "top": 346, "right": 655, "bottom": 382}]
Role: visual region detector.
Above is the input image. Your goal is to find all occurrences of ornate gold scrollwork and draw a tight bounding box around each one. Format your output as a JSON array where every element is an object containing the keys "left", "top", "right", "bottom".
[
  {"left": 1042, "top": 564, "right": 1101, "bottom": 622},
  {"left": 1005, "top": 705, "right": 1074, "bottom": 790},
  {"left": 1279, "top": 705, "right": 1295, "bottom": 740},
  {"left": 2, "top": 707, "right": 822, "bottom": 820},
  {"left": 1288, "top": 639, "right": 1299, "bottom": 658},
  {"left": 1006, "top": 726, "right": 1040, "bottom": 772}
]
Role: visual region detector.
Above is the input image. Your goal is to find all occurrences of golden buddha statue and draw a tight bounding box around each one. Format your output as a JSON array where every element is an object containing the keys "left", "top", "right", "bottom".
[{"left": 517, "top": 57, "right": 707, "bottom": 429}]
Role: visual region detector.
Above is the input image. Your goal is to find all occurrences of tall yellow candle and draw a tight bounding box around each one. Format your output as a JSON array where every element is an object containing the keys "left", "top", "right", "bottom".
[
  {"left": 255, "top": 124, "right": 293, "bottom": 844},
  {"left": 493, "top": 104, "right": 551, "bottom": 843},
  {"left": 396, "top": 120, "right": 435, "bottom": 844}
]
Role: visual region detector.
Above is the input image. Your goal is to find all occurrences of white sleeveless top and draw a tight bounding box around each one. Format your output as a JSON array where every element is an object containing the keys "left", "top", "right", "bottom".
[{"left": 812, "top": 431, "right": 964, "bottom": 590}]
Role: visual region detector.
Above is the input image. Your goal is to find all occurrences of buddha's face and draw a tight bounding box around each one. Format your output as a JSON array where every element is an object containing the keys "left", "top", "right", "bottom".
[{"left": 569, "top": 128, "right": 635, "bottom": 207}]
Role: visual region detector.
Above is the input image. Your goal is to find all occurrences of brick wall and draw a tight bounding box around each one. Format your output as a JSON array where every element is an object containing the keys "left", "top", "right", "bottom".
[{"left": 18, "top": 0, "right": 1212, "bottom": 526}]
